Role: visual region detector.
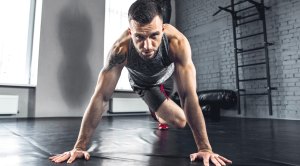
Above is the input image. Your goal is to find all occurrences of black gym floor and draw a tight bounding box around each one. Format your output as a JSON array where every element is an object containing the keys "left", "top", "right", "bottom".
[{"left": 0, "top": 115, "right": 299, "bottom": 166}]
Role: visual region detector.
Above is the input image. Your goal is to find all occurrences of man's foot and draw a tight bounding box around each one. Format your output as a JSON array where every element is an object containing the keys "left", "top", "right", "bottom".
[
  {"left": 150, "top": 110, "right": 169, "bottom": 130},
  {"left": 158, "top": 123, "right": 169, "bottom": 130}
]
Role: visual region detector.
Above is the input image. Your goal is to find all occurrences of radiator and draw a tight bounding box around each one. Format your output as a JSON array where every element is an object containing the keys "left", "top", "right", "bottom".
[
  {"left": 110, "top": 98, "right": 148, "bottom": 113},
  {"left": 0, "top": 95, "right": 19, "bottom": 114}
]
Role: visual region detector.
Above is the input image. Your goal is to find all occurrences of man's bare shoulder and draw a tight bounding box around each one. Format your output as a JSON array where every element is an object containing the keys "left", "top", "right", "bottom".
[
  {"left": 163, "top": 24, "right": 190, "bottom": 59},
  {"left": 104, "top": 30, "right": 131, "bottom": 70},
  {"left": 164, "top": 24, "right": 187, "bottom": 42},
  {"left": 112, "top": 30, "right": 131, "bottom": 54}
]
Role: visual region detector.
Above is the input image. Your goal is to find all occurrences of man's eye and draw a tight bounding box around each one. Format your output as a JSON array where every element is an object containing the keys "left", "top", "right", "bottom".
[
  {"left": 136, "top": 35, "right": 144, "bottom": 40},
  {"left": 151, "top": 35, "right": 157, "bottom": 39},
  {"left": 150, "top": 34, "right": 159, "bottom": 39}
]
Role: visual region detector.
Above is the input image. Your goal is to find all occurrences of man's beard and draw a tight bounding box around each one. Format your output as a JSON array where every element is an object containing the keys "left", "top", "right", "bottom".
[{"left": 137, "top": 48, "right": 158, "bottom": 61}]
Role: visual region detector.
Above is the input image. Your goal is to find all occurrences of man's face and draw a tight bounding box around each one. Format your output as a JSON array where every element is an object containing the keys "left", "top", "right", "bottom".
[{"left": 128, "top": 16, "right": 164, "bottom": 60}]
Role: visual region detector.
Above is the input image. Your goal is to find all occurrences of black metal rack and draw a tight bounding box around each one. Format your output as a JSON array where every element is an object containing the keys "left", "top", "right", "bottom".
[{"left": 213, "top": 0, "right": 276, "bottom": 115}]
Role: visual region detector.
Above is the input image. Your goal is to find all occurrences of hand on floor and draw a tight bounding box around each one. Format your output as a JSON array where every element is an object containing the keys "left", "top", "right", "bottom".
[
  {"left": 190, "top": 150, "right": 232, "bottom": 166},
  {"left": 49, "top": 148, "right": 90, "bottom": 163}
]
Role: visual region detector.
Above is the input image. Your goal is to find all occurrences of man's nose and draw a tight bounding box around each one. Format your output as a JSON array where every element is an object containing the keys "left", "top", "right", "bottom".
[{"left": 143, "top": 38, "right": 152, "bottom": 50}]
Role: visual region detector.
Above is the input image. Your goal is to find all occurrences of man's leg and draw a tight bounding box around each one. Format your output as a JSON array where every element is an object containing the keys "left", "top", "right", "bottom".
[
  {"left": 132, "top": 77, "right": 186, "bottom": 129},
  {"left": 154, "top": 77, "right": 186, "bottom": 128},
  {"left": 149, "top": 109, "right": 169, "bottom": 129},
  {"left": 154, "top": 98, "right": 186, "bottom": 128},
  {"left": 149, "top": 82, "right": 187, "bottom": 128}
]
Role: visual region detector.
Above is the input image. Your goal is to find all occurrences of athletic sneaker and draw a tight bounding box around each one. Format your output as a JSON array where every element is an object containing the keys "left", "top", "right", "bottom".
[{"left": 158, "top": 123, "right": 169, "bottom": 130}]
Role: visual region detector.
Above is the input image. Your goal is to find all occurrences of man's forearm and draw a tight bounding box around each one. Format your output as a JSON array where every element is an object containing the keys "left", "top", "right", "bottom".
[
  {"left": 184, "top": 96, "right": 212, "bottom": 152},
  {"left": 74, "top": 95, "right": 107, "bottom": 150}
]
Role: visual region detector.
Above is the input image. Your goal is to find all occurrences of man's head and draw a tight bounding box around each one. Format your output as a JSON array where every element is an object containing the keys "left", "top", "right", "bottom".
[
  {"left": 128, "top": 0, "right": 164, "bottom": 60},
  {"left": 128, "top": 0, "right": 163, "bottom": 24}
]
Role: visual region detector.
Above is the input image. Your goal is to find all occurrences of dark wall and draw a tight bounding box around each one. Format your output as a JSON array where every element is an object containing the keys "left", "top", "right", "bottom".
[{"left": 175, "top": 0, "right": 300, "bottom": 119}]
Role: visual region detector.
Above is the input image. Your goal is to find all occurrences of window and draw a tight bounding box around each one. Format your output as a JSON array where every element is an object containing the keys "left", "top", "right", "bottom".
[
  {"left": 104, "top": 0, "right": 136, "bottom": 91},
  {"left": 0, "top": 0, "right": 39, "bottom": 86}
]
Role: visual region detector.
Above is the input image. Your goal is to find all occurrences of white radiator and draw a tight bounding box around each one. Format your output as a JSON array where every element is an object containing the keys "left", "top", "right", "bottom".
[
  {"left": 110, "top": 98, "right": 148, "bottom": 113},
  {"left": 0, "top": 95, "right": 19, "bottom": 114}
]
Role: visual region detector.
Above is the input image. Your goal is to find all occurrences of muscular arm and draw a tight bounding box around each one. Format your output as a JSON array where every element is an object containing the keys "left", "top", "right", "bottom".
[
  {"left": 165, "top": 25, "right": 231, "bottom": 165},
  {"left": 167, "top": 27, "right": 212, "bottom": 152},
  {"left": 74, "top": 42, "right": 128, "bottom": 151},
  {"left": 49, "top": 31, "right": 131, "bottom": 164}
]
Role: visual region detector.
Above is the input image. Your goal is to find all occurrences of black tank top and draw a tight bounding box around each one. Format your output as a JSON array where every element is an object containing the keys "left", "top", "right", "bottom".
[{"left": 126, "top": 34, "right": 174, "bottom": 88}]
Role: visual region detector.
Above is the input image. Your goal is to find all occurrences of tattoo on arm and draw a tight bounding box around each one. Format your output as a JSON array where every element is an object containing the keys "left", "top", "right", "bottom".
[{"left": 104, "top": 52, "right": 127, "bottom": 71}]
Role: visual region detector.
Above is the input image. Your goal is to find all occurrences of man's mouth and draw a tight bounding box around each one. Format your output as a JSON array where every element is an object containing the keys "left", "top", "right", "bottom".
[{"left": 142, "top": 50, "right": 154, "bottom": 56}]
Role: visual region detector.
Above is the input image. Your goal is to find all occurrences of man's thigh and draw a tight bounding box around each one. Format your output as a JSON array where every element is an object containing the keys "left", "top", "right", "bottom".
[
  {"left": 133, "top": 77, "right": 174, "bottom": 112},
  {"left": 155, "top": 98, "right": 186, "bottom": 127}
]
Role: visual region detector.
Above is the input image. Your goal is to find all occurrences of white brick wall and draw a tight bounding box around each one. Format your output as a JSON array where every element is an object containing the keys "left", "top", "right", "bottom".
[{"left": 175, "top": 0, "right": 300, "bottom": 119}]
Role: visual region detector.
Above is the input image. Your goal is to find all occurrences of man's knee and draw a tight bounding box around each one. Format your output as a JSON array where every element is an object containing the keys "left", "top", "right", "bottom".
[{"left": 174, "top": 116, "right": 187, "bottom": 128}]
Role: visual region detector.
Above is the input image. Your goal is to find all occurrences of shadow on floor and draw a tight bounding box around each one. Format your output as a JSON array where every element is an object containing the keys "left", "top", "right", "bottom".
[{"left": 0, "top": 116, "right": 299, "bottom": 166}]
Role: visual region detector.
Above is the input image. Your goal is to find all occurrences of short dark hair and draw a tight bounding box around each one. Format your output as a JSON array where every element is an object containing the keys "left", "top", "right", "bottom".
[{"left": 128, "top": 0, "right": 163, "bottom": 24}]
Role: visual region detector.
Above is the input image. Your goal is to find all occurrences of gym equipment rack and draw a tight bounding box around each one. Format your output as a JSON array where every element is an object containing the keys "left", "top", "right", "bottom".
[{"left": 213, "top": 0, "right": 276, "bottom": 115}]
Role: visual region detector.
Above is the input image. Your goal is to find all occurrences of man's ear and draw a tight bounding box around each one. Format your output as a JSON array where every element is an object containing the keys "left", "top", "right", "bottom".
[{"left": 128, "top": 28, "right": 131, "bottom": 35}]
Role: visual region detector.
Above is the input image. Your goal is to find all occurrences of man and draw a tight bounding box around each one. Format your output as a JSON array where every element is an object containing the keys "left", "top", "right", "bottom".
[{"left": 49, "top": 1, "right": 232, "bottom": 166}]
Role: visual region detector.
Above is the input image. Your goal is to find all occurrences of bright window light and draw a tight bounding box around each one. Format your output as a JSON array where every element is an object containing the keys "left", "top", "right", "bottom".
[
  {"left": 104, "top": 0, "right": 136, "bottom": 91},
  {"left": 0, "top": 0, "right": 34, "bottom": 85}
]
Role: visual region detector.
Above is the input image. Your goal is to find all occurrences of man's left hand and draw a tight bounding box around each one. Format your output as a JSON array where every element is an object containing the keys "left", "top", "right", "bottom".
[{"left": 190, "top": 151, "right": 232, "bottom": 166}]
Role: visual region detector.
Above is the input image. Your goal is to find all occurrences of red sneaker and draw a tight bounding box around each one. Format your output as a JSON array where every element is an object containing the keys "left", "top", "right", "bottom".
[{"left": 158, "top": 123, "right": 169, "bottom": 130}]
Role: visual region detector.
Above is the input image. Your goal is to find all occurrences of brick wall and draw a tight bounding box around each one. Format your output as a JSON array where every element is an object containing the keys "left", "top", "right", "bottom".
[{"left": 175, "top": 0, "right": 300, "bottom": 119}]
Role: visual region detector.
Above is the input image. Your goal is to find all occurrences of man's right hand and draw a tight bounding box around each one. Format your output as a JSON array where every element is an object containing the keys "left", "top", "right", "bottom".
[{"left": 49, "top": 148, "right": 90, "bottom": 163}]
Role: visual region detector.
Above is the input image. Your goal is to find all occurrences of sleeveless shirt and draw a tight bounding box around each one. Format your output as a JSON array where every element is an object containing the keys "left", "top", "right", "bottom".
[{"left": 126, "top": 34, "right": 174, "bottom": 88}]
